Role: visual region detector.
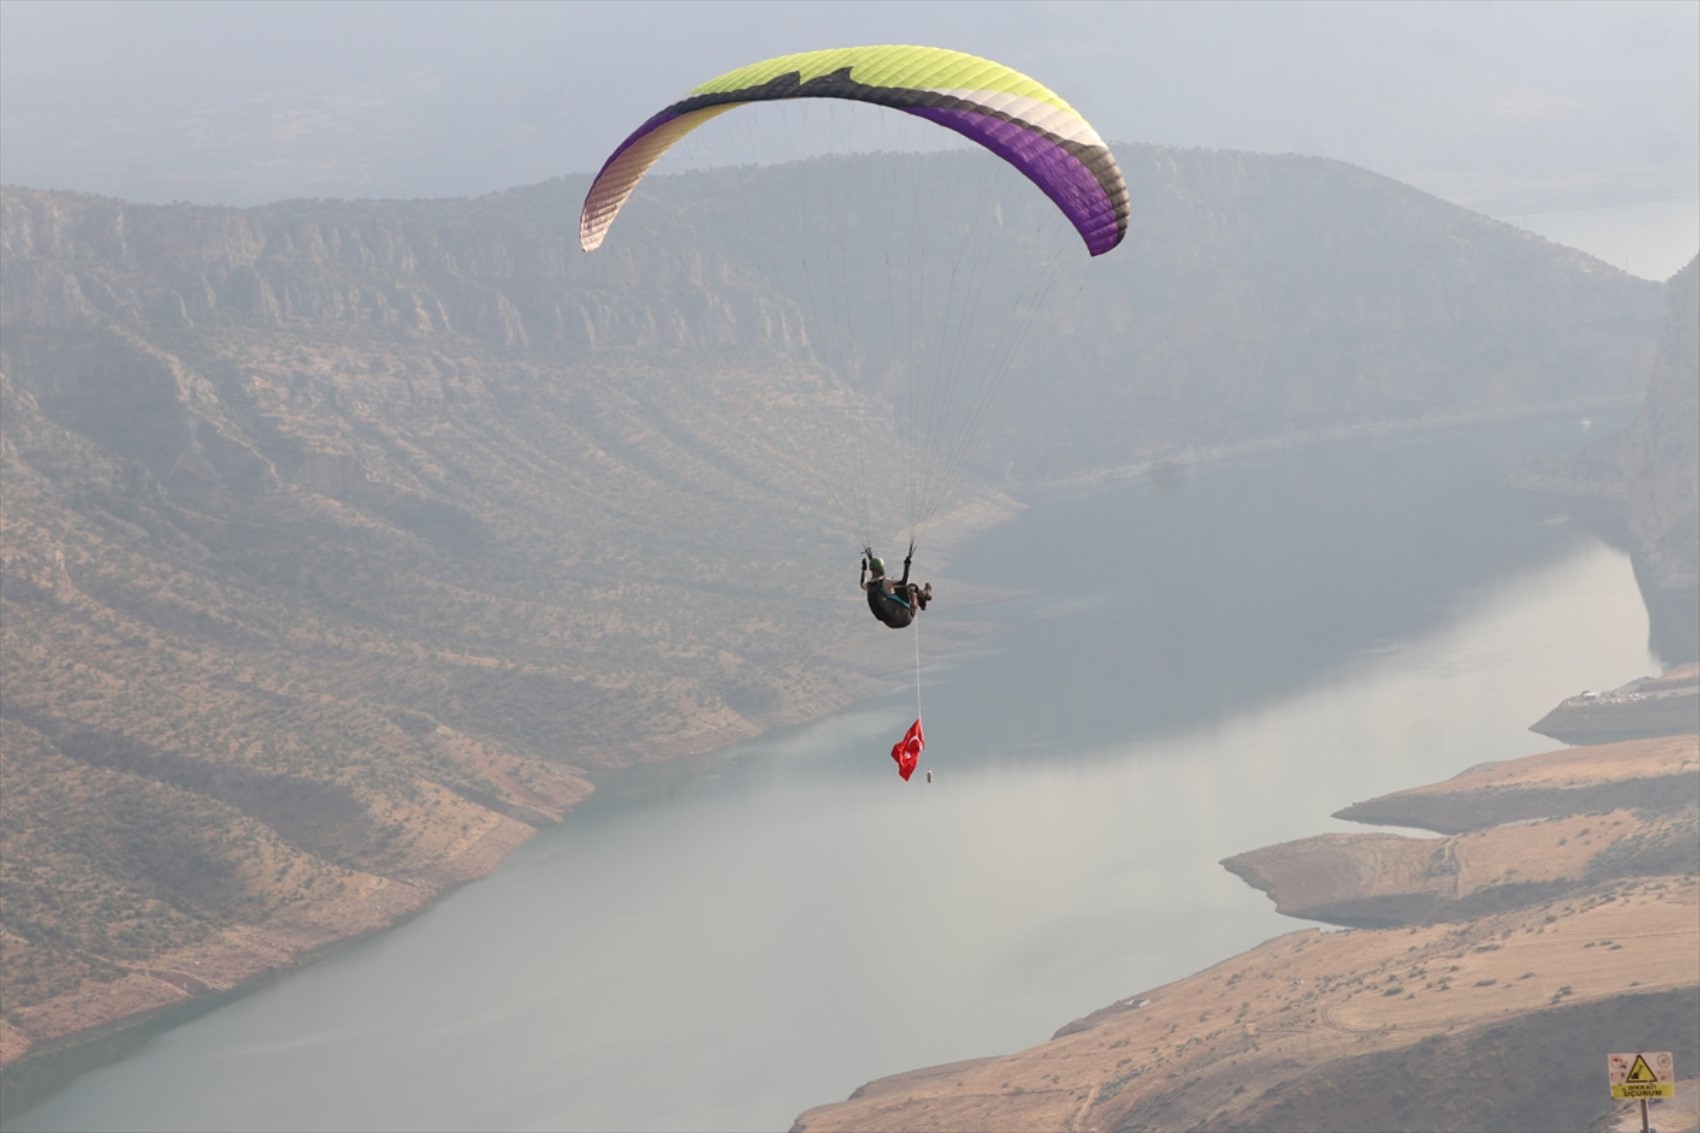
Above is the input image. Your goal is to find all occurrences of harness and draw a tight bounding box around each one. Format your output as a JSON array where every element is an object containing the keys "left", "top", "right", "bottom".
[
  {"left": 867, "top": 580, "right": 914, "bottom": 628},
  {"left": 879, "top": 587, "right": 912, "bottom": 611}
]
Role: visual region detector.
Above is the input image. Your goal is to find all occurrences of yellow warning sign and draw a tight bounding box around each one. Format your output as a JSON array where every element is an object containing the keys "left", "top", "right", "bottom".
[{"left": 1608, "top": 1051, "right": 1676, "bottom": 1099}]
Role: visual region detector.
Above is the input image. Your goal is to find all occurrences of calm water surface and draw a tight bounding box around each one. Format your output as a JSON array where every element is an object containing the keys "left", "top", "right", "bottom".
[{"left": 6, "top": 419, "right": 1658, "bottom": 1132}]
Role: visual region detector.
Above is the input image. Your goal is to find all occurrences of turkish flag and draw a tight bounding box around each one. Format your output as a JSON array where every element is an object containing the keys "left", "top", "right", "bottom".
[{"left": 890, "top": 719, "right": 924, "bottom": 781}]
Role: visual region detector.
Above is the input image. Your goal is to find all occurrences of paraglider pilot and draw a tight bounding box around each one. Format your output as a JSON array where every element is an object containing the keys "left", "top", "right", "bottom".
[{"left": 861, "top": 543, "right": 932, "bottom": 629}]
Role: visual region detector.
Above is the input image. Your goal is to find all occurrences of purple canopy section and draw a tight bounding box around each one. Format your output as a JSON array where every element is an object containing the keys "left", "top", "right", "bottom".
[
  {"left": 603, "top": 109, "right": 682, "bottom": 176},
  {"left": 903, "top": 106, "right": 1122, "bottom": 257},
  {"left": 579, "top": 108, "right": 690, "bottom": 241}
]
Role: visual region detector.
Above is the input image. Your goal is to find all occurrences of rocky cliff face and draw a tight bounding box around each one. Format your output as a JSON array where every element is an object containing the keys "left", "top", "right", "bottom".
[
  {"left": 1620, "top": 257, "right": 1699, "bottom": 593},
  {"left": 0, "top": 150, "right": 1670, "bottom": 1071},
  {"left": 0, "top": 180, "right": 812, "bottom": 358},
  {"left": 1509, "top": 254, "right": 1699, "bottom": 660}
]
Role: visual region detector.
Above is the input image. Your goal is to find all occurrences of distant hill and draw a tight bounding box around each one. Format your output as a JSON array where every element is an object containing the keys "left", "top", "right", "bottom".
[
  {"left": 1004, "top": 145, "right": 1666, "bottom": 476},
  {"left": 0, "top": 146, "right": 1669, "bottom": 1070}
]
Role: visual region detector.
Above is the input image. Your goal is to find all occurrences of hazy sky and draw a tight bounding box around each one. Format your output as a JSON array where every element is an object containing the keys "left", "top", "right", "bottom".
[{"left": 3, "top": 0, "right": 1696, "bottom": 276}]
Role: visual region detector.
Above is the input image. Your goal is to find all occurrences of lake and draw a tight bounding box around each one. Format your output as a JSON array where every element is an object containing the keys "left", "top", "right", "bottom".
[{"left": 4, "top": 417, "right": 1659, "bottom": 1132}]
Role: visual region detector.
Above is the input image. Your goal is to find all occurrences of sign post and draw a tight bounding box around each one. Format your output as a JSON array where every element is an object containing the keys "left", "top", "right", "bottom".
[{"left": 1608, "top": 1051, "right": 1675, "bottom": 1133}]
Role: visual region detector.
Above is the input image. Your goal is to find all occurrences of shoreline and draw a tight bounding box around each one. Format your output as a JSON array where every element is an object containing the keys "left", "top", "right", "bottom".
[{"left": 1025, "top": 398, "right": 1639, "bottom": 497}]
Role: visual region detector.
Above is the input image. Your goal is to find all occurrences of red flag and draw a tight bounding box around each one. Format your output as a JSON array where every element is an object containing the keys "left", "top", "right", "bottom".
[{"left": 890, "top": 718, "right": 924, "bottom": 781}]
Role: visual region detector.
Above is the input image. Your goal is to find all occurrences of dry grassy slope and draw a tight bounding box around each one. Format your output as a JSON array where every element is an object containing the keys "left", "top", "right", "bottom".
[
  {"left": 792, "top": 736, "right": 1700, "bottom": 1133},
  {"left": 0, "top": 181, "right": 1020, "bottom": 1070},
  {"left": 1335, "top": 733, "right": 1700, "bottom": 833}
]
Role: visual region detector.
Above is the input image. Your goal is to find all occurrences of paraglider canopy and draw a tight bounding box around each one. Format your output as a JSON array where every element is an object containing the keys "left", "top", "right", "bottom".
[{"left": 579, "top": 45, "right": 1129, "bottom": 258}]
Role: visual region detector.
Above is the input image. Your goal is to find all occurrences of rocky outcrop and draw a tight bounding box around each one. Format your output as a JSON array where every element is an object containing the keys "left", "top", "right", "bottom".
[
  {"left": 1229, "top": 735, "right": 1700, "bottom": 929},
  {"left": 1332, "top": 733, "right": 1700, "bottom": 833},
  {"left": 1621, "top": 257, "right": 1700, "bottom": 592},
  {"left": 1511, "top": 255, "right": 1699, "bottom": 660},
  {"left": 1621, "top": 257, "right": 1700, "bottom": 661}
]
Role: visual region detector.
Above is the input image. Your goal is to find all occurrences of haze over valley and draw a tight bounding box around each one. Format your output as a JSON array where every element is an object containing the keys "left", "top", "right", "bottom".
[{"left": 1, "top": 4, "right": 1696, "bottom": 1129}]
